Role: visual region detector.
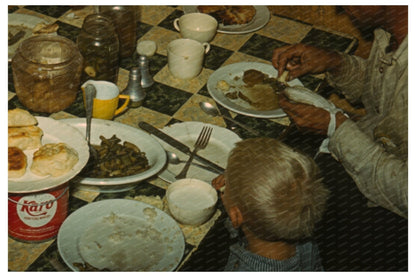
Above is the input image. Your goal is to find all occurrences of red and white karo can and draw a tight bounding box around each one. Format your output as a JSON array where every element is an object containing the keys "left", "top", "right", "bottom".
[{"left": 8, "top": 184, "right": 69, "bottom": 242}]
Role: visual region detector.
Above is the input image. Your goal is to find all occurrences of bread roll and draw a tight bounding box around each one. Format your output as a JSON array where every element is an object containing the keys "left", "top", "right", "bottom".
[
  {"left": 8, "top": 147, "right": 27, "bottom": 178},
  {"left": 8, "top": 108, "right": 38, "bottom": 127},
  {"left": 31, "top": 143, "right": 79, "bottom": 177},
  {"left": 8, "top": 125, "right": 43, "bottom": 151}
]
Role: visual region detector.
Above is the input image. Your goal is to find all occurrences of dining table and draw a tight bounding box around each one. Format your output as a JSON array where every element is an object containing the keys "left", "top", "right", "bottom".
[{"left": 8, "top": 5, "right": 407, "bottom": 272}]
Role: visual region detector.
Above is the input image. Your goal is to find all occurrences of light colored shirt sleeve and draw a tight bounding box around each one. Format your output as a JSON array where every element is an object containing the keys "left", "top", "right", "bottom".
[{"left": 328, "top": 119, "right": 408, "bottom": 218}]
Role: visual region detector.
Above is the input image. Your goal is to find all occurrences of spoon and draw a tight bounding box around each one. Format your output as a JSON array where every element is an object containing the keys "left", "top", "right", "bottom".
[
  {"left": 84, "top": 84, "right": 99, "bottom": 161},
  {"left": 166, "top": 151, "right": 221, "bottom": 174},
  {"left": 199, "top": 102, "right": 260, "bottom": 136}
]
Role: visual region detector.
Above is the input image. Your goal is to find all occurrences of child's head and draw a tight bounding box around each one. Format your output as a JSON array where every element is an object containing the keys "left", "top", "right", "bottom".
[{"left": 223, "top": 137, "right": 329, "bottom": 242}]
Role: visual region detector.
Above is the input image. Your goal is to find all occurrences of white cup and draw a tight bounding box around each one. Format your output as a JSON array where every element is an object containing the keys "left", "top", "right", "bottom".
[
  {"left": 173, "top": 13, "right": 218, "bottom": 43},
  {"left": 168, "top": 38, "right": 210, "bottom": 80}
]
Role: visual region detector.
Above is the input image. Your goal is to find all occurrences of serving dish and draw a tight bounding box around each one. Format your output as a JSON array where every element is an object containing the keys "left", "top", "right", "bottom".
[
  {"left": 60, "top": 118, "right": 167, "bottom": 187},
  {"left": 207, "top": 62, "right": 304, "bottom": 118},
  {"left": 183, "top": 5, "right": 270, "bottom": 34},
  {"left": 8, "top": 117, "right": 89, "bottom": 193},
  {"left": 57, "top": 199, "right": 185, "bottom": 271}
]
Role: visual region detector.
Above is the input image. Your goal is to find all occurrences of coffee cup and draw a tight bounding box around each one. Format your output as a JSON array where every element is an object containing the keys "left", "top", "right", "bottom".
[
  {"left": 168, "top": 39, "right": 210, "bottom": 80},
  {"left": 81, "top": 80, "right": 129, "bottom": 120},
  {"left": 173, "top": 13, "right": 218, "bottom": 43}
]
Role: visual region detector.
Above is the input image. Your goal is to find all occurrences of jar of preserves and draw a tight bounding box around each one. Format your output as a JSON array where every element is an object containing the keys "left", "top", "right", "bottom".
[
  {"left": 99, "top": 6, "right": 137, "bottom": 58},
  {"left": 11, "top": 34, "right": 83, "bottom": 113},
  {"left": 77, "top": 14, "right": 119, "bottom": 83}
]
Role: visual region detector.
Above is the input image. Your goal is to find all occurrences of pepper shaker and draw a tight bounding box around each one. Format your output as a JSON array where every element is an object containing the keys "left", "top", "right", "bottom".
[
  {"left": 121, "top": 67, "right": 146, "bottom": 107},
  {"left": 136, "top": 40, "right": 157, "bottom": 88}
]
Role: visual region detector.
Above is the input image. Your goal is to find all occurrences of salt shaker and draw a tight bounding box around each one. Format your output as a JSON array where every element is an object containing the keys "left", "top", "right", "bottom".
[
  {"left": 136, "top": 40, "right": 157, "bottom": 88},
  {"left": 121, "top": 67, "right": 146, "bottom": 107}
]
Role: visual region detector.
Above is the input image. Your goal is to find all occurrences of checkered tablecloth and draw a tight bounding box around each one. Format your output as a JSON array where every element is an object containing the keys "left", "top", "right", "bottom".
[{"left": 8, "top": 5, "right": 360, "bottom": 271}]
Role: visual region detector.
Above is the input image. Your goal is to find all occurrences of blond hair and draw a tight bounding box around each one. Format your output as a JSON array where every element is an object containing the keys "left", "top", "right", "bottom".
[{"left": 225, "top": 138, "right": 329, "bottom": 242}]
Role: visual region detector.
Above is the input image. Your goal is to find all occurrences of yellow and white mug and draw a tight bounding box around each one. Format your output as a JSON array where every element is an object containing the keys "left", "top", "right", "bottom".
[{"left": 82, "top": 80, "right": 129, "bottom": 120}]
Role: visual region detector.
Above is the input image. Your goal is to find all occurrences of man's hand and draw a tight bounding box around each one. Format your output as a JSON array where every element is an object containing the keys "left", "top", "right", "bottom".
[
  {"left": 272, "top": 44, "right": 343, "bottom": 81},
  {"left": 279, "top": 95, "right": 348, "bottom": 135}
]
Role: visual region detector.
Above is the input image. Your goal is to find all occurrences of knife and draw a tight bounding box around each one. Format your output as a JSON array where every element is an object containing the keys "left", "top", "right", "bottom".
[
  {"left": 139, "top": 121, "right": 225, "bottom": 174},
  {"left": 8, "top": 30, "right": 26, "bottom": 46}
]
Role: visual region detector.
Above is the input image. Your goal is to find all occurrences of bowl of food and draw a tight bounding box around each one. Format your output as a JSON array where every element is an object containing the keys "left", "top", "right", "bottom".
[
  {"left": 166, "top": 178, "right": 218, "bottom": 225},
  {"left": 60, "top": 118, "right": 167, "bottom": 187}
]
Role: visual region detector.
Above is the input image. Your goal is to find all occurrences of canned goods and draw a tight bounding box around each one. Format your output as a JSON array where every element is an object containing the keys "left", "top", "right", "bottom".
[{"left": 8, "top": 184, "right": 69, "bottom": 242}]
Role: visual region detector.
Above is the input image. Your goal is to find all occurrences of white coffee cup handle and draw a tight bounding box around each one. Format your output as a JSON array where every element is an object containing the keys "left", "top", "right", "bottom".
[
  {"left": 173, "top": 18, "right": 180, "bottom": 32},
  {"left": 202, "top": 42, "right": 210, "bottom": 54}
]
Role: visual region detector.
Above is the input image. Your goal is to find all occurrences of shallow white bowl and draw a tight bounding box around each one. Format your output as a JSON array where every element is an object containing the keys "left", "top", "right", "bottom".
[{"left": 166, "top": 178, "right": 218, "bottom": 225}]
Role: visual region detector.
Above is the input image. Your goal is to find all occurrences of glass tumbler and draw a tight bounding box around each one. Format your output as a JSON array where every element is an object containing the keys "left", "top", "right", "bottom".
[
  {"left": 77, "top": 14, "right": 120, "bottom": 83},
  {"left": 99, "top": 6, "right": 137, "bottom": 58}
]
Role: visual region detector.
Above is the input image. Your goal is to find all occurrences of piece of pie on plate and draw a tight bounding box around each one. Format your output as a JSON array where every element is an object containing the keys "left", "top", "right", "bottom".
[{"left": 197, "top": 6, "right": 256, "bottom": 25}]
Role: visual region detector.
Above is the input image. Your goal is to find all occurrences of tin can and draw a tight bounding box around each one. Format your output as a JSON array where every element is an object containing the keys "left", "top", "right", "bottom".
[{"left": 8, "top": 184, "right": 69, "bottom": 242}]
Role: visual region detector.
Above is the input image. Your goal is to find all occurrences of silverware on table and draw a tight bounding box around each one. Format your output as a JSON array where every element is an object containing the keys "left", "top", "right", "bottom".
[
  {"left": 84, "top": 84, "right": 99, "bottom": 161},
  {"left": 138, "top": 121, "right": 224, "bottom": 174},
  {"left": 8, "top": 30, "right": 26, "bottom": 46},
  {"left": 175, "top": 126, "right": 213, "bottom": 179},
  {"left": 199, "top": 101, "right": 260, "bottom": 136},
  {"left": 167, "top": 151, "right": 221, "bottom": 174}
]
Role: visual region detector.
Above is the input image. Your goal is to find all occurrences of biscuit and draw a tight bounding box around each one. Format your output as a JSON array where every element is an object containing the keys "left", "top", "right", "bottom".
[
  {"left": 8, "top": 108, "right": 38, "bottom": 127},
  {"left": 31, "top": 143, "right": 79, "bottom": 177},
  {"left": 8, "top": 125, "right": 43, "bottom": 151},
  {"left": 8, "top": 147, "right": 27, "bottom": 178}
]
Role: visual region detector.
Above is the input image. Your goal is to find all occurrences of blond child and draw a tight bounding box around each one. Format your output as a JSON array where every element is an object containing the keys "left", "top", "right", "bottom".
[{"left": 213, "top": 137, "right": 329, "bottom": 271}]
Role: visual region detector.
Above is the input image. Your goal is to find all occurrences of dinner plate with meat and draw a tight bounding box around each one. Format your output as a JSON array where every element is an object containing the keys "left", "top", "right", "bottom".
[
  {"left": 60, "top": 118, "right": 167, "bottom": 188},
  {"left": 8, "top": 13, "right": 56, "bottom": 61},
  {"left": 57, "top": 199, "right": 185, "bottom": 271},
  {"left": 183, "top": 5, "right": 270, "bottom": 34},
  {"left": 207, "top": 62, "right": 304, "bottom": 118}
]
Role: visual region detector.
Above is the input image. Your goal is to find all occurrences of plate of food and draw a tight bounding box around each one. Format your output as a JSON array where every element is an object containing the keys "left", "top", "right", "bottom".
[
  {"left": 207, "top": 62, "right": 304, "bottom": 118},
  {"left": 155, "top": 122, "right": 241, "bottom": 184},
  {"left": 183, "top": 5, "right": 270, "bottom": 34},
  {"left": 60, "top": 118, "right": 167, "bottom": 187},
  {"left": 57, "top": 199, "right": 185, "bottom": 271},
  {"left": 8, "top": 13, "right": 58, "bottom": 61},
  {"left": 8, "top": 110, "right": 89, "bottom": 193}
]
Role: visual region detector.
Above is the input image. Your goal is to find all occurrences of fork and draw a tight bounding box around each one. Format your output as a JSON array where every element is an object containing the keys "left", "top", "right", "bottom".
[{"left": 175, "top": 126, "right": 213, "bottom": 179}]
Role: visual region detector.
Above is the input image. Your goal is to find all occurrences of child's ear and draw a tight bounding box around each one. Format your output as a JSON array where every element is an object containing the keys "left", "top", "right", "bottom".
[{"left": 229, "top": 206, "right": 244, "bottom": 228}]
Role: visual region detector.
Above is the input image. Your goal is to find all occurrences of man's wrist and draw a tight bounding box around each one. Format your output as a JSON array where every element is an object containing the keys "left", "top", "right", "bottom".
[{"left": 335, "top": 112, "right": 348, "bottom": 129}]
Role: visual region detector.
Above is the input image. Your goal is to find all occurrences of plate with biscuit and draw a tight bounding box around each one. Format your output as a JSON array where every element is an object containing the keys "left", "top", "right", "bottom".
[
  {"left": 8, "top": 109, "right": 89, "bottom": 193},
  {"left": 183, "top": 6, "right": 270, "bottom": 34}
]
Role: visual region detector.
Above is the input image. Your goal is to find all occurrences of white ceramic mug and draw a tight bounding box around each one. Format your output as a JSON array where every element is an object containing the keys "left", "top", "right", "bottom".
[
  {"left": 173, "top": 13, "right": 218, "bottom": 43},
  {"left": 168, "top": 39, "right": 210, "bottom": 80}
]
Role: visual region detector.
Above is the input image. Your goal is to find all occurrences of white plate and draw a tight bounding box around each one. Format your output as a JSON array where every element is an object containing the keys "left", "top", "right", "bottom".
[
  {"left": 183, "top": 6, "right": 270, "bottom": 34},
  {"left": 8, "top": 13, "right": 52, "bottom": 61},
  {"left": 156, "top": 122, "right": 241, "bottom": 183},
  {"left": 57, "top": 199, "right": 185, "bottom": 271},
  {"left": 207, "top": 62, "right": 304, "bottom": 118},
  {"left": 8, "top": 117, "right": 89, "bottom": 193},
  {"left": 60, "top": 118, "right": 167, "bottom": 186}
]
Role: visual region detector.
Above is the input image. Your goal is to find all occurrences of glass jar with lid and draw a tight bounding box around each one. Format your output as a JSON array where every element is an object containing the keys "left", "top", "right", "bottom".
[
  {"left": 77, "top": 14, "right": 120, "bottom": 83},
  {"left": 11, "top": 34, "right": 83, "bottom": 113},
  {"left": 99, "top": 6, "right": 137, "bottom": 58}
]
